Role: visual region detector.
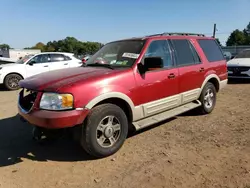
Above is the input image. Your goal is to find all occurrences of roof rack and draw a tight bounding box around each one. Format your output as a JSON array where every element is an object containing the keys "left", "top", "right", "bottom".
[{"left": 145, "top": 32, "right": 205, "bottom": 37}]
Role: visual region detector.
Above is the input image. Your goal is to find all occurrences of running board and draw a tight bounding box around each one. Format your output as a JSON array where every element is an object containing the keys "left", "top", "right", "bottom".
[{"left": 132, "top": 100, "right": 201, "bottom": 131}]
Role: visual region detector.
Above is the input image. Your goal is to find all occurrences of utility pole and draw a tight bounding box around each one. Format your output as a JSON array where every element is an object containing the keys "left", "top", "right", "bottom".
[{"left": 212, "top": 23, "right": 217, "bottom": 38}]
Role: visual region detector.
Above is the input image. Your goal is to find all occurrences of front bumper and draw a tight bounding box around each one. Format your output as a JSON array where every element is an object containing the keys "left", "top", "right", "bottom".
[
  {"left": 17, "top": 89, "right": 90, "bottom": 129},
  {"left": 0, "top": 73, "right": 4, "bottom": 84},
  {"left": 227, "top": 66, "right": 250, "bottom": 79},
  {"left": 18, "top": 106, "right": 89, "bottom": 129}
]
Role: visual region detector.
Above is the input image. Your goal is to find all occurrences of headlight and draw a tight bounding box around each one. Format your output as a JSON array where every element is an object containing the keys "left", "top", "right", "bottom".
[{"left": 39, "top": 93, "right": 74, "bottom": 110}]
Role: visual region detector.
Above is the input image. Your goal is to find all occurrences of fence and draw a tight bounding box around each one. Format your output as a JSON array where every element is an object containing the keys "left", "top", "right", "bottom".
[{"left": 221, "top": 45, "right": 250, "bottom": 56}]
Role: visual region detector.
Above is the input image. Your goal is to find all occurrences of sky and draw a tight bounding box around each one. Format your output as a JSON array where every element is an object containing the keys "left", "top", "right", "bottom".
[{"left": 0, "top": 0, "right": 250, "bottom": 48}]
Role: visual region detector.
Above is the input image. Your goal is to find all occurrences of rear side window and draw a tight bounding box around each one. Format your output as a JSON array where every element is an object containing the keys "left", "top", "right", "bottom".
[
  {"left": 50, "top": 54, "right": 66, "bottom": 62},
  {"left": 171, "top": 39, "right": 199, "bottom": 67},
  {"left": 197, "top": 39, "right": 224, "bottom": 62}
]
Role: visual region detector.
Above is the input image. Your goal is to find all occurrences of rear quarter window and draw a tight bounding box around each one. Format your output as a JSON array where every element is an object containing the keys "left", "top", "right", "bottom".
[{"left": 197, "top": 39, "right": 225, "bottom": 62}]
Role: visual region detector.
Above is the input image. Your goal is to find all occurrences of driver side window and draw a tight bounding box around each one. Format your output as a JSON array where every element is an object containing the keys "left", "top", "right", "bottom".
[
  {"left": 144, "top": 40, "right": 173, "bottom": 68},
  {"left": 29, "top": 54, "right": 49, "bottom": 64}
]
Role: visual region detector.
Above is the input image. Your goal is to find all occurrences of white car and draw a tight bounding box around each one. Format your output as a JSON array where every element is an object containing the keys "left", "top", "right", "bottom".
[
  {"left": 0, "top": 52, "right": 82, "bottom": 90},
  {"left": 227, "top": 49, "right": 250, "bottom": 79}
]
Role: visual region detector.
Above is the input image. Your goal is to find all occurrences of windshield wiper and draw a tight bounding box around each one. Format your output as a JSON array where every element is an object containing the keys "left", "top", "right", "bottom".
[{"left": 85, "top": 63, "right": 114, "bottom": 69}]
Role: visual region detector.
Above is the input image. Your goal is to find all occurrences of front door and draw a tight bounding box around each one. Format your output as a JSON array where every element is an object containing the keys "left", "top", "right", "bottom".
[
  {"left": 25, "top": 54, "right": 50, "bottom": 78},
  {"left": 134, "top": 39, "right": 179, "bottom": 117}
]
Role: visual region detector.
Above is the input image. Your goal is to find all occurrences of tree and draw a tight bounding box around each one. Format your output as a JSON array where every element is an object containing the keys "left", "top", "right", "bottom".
[
  {"left": 216, "top": 38, "right": 222, "bottom": 46},
  {"left": 0, "top": 44, "right": 10, "bottom": 50},
  {"left": 25, "top": 37, "right": 104, "bottom": 55},
  {"left": 243, "top": 22, "right": 250, "bottom": 45},
  {"left": 226, "top": 29, "right": 247, "bottom": 46},
  {"left": 33, "top": 42, "right": 46, "bottom": 51}
]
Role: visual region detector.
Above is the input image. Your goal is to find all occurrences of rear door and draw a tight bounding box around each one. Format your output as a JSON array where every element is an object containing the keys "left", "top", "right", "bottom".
[
  {"left": 197, "top": 39, "right": 227, "bottom": 81},
  {"left": 49, "top": 53, "right": 70, "bottom": 71},
  {"left": 170, "top": 39, "right": 206, "bottom": 103}
]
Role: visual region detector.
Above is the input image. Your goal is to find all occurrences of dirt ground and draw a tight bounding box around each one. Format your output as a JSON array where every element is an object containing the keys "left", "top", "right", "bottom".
[{"left": 0, "top": 80, "right": 249, "bottom": 188}]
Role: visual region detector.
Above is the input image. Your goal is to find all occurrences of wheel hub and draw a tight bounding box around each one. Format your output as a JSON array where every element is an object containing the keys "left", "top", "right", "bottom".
[
  {"left": 104, "top": 126, "right": 114, "bottom": 138},
  {"left": 96, "top": 115, "right": 121, "bottom": 148},
  {"left": 204, "top": 89, "right": 214, "bottom": 108}
]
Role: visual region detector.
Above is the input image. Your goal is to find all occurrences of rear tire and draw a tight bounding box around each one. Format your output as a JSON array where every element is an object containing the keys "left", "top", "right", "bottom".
[
  {"left": 198, "top": 82, "right": 217, "bottom": 114},
  {"left": 80, "top": 103, "right": 128, "bottom": 158},
  {"left": 4, "top": 73, "right": 23, "bottom": 90}
]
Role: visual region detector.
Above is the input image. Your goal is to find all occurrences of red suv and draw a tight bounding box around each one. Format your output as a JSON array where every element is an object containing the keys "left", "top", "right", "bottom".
[{"left": 18, "top": 33, "right": 228, "bottom": 158}]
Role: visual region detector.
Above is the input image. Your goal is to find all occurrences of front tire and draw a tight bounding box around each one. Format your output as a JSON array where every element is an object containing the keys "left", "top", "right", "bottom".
[
  {"left": 4, "top": 73, "right": 23, "bottom": 90},
  {"left": 81, "top": 103, "right": 128, "bottom": 158},
  {"left": 198, "top": 82, "right": 217, "bottom": 114}
]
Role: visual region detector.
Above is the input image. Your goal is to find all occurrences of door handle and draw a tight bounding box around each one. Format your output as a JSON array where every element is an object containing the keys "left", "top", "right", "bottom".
[
  {"left": 64, "top": 63, "right": 68, "bottom": 65},
  {"left": 199, "top": 67, "right": 205, "bottom": 72},
  {"left": 168, "top": 73, "right": 175, "bottom": 79},
  {"left": 44, "top": 65, "right": 48, "bottom": 67}
]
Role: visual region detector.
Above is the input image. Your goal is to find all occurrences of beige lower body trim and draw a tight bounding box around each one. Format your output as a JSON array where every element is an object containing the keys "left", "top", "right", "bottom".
[
  {"left": 219, "top": 79, "right": 228, "bottom": 90},
  {"left": 133, "top": 88, "right": 201, "bottom": 121}
]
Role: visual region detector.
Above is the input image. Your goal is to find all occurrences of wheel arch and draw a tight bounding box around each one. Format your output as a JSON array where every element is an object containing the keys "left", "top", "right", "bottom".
[
  {"left": 4, "top": 72, "right": 24, "bottom": 82},
  {"left": 85, "top": 92, "right": 135, "bottom": 128},
  {"left": 200, "top": 74, "right": 220, "bottom": 93}
]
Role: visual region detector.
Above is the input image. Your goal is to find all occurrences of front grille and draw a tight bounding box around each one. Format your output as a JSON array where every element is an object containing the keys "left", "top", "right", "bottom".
[
  {"left": 227, "top": 67, "right": 250, "bottom": 72},
  {"left": 228, "top": 73, "right": 250, "bottom": 77},
  {"left": 19, "top": 89, "right": 38, "bottom": 113}
]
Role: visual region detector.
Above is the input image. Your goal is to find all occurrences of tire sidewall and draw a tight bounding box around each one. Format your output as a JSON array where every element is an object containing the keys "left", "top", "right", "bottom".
[
  {"left": 201, "top": 83, "right": 216, "bottom": 113},
  {"left": 4, "top": 74, "right": 22, "bottom": 90},
  {"left": 83, "top": 104, "right": 128, "bottom": 157}
]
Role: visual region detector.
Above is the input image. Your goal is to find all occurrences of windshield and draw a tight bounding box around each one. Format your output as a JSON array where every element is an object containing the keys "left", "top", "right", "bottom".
[
  {"left": 86, "top": 40, "right": 145, "bottom": 68},
  {"left": 234, "top": 50, "right": 250, "bottom": 59},
  {"left": 16, "top": 55, "right": 34, "bottom": 64}
]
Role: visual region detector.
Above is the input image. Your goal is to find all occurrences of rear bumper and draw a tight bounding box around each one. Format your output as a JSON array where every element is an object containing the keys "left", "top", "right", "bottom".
[{"left": 18, "top": 106, "right": 89, "bottom": 129}]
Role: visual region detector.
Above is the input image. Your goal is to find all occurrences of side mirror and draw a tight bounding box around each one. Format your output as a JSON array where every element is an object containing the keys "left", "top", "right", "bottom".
[
  {"left": 27, "top": 60, "right": 35, "bottom": 66},
  {"left": 144, "top": 57, "right": 163, "bottom": 71}
]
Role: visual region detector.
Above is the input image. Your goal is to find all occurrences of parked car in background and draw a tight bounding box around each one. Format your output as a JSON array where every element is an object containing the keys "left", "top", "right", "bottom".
[
  {"left": 0, "top": 52, "right": 82, "bottom": 90},
  {"left": 227, "top": 49, "right": 250, "bottom": 79},
  {"left": 18, "top": 32, "right": 227, "bottom": 158},
  {"left": 82, "top": 55, "right": 92, "bottom": 64}
]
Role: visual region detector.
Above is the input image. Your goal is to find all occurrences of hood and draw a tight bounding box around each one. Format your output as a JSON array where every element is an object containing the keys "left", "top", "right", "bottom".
[
  {"left": 227, "top": 58, "right": 250, "bottom": 67},
  {"left": 0, "top": 63, "right": 17, "bottom": 68},
  {"left": 19, "top": 67, "right": 119, "bottom": 91}
]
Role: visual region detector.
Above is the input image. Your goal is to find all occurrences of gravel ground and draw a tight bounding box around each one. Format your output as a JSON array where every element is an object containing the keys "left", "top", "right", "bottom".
[{"left": 0, "top": 80, "right": 249, "bottom": 188}]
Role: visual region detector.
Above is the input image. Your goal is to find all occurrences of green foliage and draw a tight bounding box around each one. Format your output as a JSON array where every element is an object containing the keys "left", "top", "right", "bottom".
[
  {"left": 226, "top": 22, "right": 250, "bottom": 46},
  {"left": 0, "top": 44, "right": 10, "bottom": 50},
  {"left": 215, "top": 38, "right": 222, "bottom": 46},
  {"left": 23, "top": 37, "right": 103, "bottom": 55}
]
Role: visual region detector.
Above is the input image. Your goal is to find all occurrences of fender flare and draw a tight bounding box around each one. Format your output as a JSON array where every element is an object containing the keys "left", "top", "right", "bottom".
[
  {"left": 85, "top": 91, "right": 135, "bottom": 111},
  {"left": 199, "top": 74, "right": 220, "bottom": 96}
]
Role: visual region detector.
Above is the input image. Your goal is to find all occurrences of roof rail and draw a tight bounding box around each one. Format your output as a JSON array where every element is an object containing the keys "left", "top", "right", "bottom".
[{"left": 145, "top": 32, "right": 205, "bottom": 37}]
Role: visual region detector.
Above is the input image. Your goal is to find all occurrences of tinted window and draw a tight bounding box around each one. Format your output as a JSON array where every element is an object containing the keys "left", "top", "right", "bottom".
[
  {"left": 235, "top": 50, "right": 250, "bottom": 59},
  {"left": 30, "top": 54, "right": 49, "bottom": 64},
  {"left": 198, "top": 39, "right": 224, "bottom": 62},
  {"left": 50, "top": 54, "right": 66, "bottom": 62},
  {"left": 171, "top": 39, "right": 197, "bottom": 66},
  {"left": 189, "top": 42, "right": 201, "bottom": 63},
  {"left": 145, "top": 40, "right": 173, "bottom": 68}
]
